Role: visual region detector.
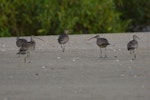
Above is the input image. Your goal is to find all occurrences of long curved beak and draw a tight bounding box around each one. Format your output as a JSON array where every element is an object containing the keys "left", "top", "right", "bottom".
[
  {"left": 35, "top": 37, "right": 44, "bottom": 41},
  {"left": 88, "top": 36, "right": 95, "bottom": 41},
  {"left": 32, "top": 35, "right": 44, "bottom": 41}
]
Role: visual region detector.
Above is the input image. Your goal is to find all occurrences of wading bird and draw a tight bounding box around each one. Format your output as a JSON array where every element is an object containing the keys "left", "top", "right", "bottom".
[
  {"left": 89, "top": 35, "right": 110, "bottom": 58},
  {"left": 127, "top": 35, "right": 140, "bottom": 60},
  {"left": 58, "top": 30, "right": 69, "bottom": 52},
  {"left": 17, "top": 35, "right": 43, "bottom": 63}
]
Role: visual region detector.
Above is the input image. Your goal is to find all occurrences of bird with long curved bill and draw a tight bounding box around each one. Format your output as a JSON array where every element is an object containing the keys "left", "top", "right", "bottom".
[
  {"left": 58, "top": 30, "right": 69, "bottom": 52},
  {"left": 89, "top": 35, "right": 110, "bottom": 58},
  {"left": 17, "top": 35, "right": 43, "bottom": 63},
  {"left": 127, "top": 35, "right": 140, "bottom": 60}
]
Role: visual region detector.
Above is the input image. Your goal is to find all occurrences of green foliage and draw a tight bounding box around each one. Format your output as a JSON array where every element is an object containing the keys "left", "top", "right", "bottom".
[
  {"left": 54, "top": 0, "right": 129, "bottom": 34},
  {"left": 114, "top": 0, "right": 150, "bottom": 31},
  {"left": 0, "top": 0, "right": 130, "bottom": 37},
  {"left": 0, "top": 28, "right": 11, "bottom": 37}
]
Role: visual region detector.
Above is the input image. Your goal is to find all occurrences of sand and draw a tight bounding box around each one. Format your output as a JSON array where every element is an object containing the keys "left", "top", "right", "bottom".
[{"left": 0, "top": 33, "right": 150, "bottom": 100}]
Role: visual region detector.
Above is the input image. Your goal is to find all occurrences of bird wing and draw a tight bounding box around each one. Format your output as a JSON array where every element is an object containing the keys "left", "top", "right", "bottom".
[
  {"left": 17, "top": 47, "right": 27, "bottom": 54},
  {"left": 127, "top": 40, "right": 138, "bottom": 50},
  {"left": 16, "top": 39, "right": 28, "bottom": 47},
  {"left": 97, "top": 38, "right": 110, "bottom": 45},
  {"left": 58, "top": 34, "right": 69, "bottom": 44}
]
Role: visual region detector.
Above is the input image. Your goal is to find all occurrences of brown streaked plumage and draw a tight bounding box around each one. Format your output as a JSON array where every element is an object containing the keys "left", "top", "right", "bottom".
[
  {"left": 17, "top": 35, "right": 36, "bottom": 63},
  {"left": 58, "top": 30, "right": 69, "bottom": 52},
  {"left": 16, "top": 36, "right": 28, "bottom": 48}
]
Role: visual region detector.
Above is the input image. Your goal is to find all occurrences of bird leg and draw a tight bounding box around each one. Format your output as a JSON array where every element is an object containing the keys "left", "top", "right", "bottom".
[
  {"left": 63, "top": 45, "right": 65, "bottom": 52},
  {"left": 130, "top": 50, "right": 132, "bottom": 55},
  {"left": 24, "top": 54, "right": 27, "bottom": 63},
  {"left": 61, "top": 44, "right": 65, "bottom": 52},
  {"left": 61, "top": 44, "right": 63, "bottom": 52},
  {"left": 27, "top": 51, "right": 30, "bottom": 58},
  {"left": 100, "top": 48, "right": 102, "bottom": 58},
  {"left": 24, "top": 57, "right": 27, "bottom": 63},
  {"left": 130, "top": 50, "right": 135, "bottom": 60},
  {"left": 130, "top": 50, "right": 132, "bottom": 60},
  {"left": 105, "top": 48, "right": 107, "bottom": 58},
  {"left": 133, "top": 50, "right": 136, "bottom": 60},
  {"left": 24, "top": 51, "right": 31, "bottom": 63}
]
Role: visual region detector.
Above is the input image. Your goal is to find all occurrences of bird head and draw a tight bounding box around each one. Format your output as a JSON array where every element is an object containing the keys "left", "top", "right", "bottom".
[
  {"left": 133, "top": 35, "right": 140, "bottom": 40},
  {"left": 64, "top": 30, "right": 70, "bottom": 34},
  {"left": 88, "top": 35, "right": 100, "bottom": 40},
  {"left": 16, "top": 36, "right": 19, "bottom": 40}
]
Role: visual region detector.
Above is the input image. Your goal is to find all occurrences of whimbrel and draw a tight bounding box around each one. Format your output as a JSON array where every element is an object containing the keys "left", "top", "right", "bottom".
[
  {"left": 58, "top": 30, "right": 69, "bottom": 52},
  {"left": 89, "top": 35, "right": 110, "bottom": 58},
  {"left": 17, "top": 35, "right": 42, "bottom": 63},
  {"left": 127, "top": 35, "right": 140, "bottom": 60}
]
